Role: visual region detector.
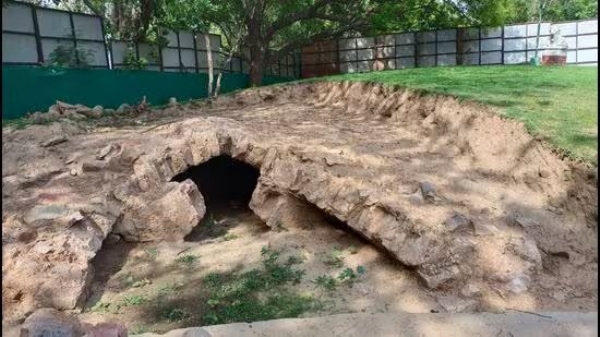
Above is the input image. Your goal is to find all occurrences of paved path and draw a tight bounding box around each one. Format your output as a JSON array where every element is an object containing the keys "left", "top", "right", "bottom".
[{"left": 136, "top": 311, "right": 598, "bottom": 337}]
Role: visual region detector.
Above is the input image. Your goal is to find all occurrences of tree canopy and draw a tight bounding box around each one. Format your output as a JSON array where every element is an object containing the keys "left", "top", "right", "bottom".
[{"left": 21, "top": 0, "right": 598, "bottom": 84}]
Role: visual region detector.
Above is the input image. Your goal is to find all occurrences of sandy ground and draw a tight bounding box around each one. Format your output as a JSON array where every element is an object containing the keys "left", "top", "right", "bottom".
[{"left": 77, "top": 205, "right": 443, "bottom": 333}]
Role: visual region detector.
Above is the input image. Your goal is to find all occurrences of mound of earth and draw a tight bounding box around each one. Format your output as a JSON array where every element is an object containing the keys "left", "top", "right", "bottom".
[{"left": 2, "top": 82, "right": 597, "bottom": 331}]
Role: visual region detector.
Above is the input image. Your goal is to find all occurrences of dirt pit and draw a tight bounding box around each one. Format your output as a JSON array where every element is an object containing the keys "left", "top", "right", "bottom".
[{"left": 2, "top": 81, "right": 597, "bottom": 335}]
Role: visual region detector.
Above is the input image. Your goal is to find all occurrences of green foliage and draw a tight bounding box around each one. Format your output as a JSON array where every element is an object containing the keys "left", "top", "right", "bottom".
[
  {"left": 285, "top": 255, "right": 305, "bottom": 266},
  {"left": 323, "top": 248, "right": 345, "bottom": 268},
  {"left": 175, "top": 254, "right": 199, "bottom": 266},
  {"left": 144, "top": 247, "right": 158, "bottom": 258},
  {"left": 46, "top": 45, "right": 94, "bottom": 69},
  {"left": 202, "top": 213, "right": 217, "bottom": 227},
  {"left": 122, "top": 294, "right": 147, "bottom": 306},
  {"left": 223, "top": 233, "right": 238, "bottom": 241},
  {"left": 369, "top": 0, "right": 513, "bottom": 34},
  {"left": 160, "top": 307, "right": 189, "bottom": 322},
  {"left": 313, "top": 275, "right": 338, "bottom": 291},
  {"left": 159, "top": 282, "right": 183, "bottom": 293},
  {"left": 504, "top": 0, "right": 598, "bottom": 23},
  {"left": 338, "top": 266, "right": 366, "bottom": 287},
  {"left": 201, "top": 246, "right": 314, "bottom": 325},
  {"left": 123, "top": 46, "right": 148, "bottom": 70}
]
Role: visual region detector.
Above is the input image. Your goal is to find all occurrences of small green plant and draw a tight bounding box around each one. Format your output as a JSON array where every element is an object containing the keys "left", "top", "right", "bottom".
[
  {"left": 90, "top": 301, "right": 112, "bottom": 313},
  {"left": 337, "top": 266, "right": 366, "bottom": 288},
  {"left": 313, "top": 275, "right": 337, "bottom": 291},
  {"left": 202, "top": 214, "right": 217, "bottom": 227},
  {"left": 175, "top": 254, "right": 198, "bottom": 266},
  {"left": 144, "top": 247, "right": 158, "bottom": 258},
  {"left": 285, "top": 255, "right": 304, "bottom": 266},
  {"left": 161, "top": 307, "right": 188, "bottom": 322},
  {"left": 203, "top": 272, "right": 223, "bottom": 288},
  {"left": 123, "top": 46, "right": 148, "bottom": 70},
  {"left": 131, "top": 278, "right": 151, "bottom": 288},
  {"left": 122, "top": 294, "right": 147, "bottom": 306},
  {"left": 46, "top": 44, "right": 94, "bottom": 68},
  {"left": 223, "top": 233, "right": 238, "bottom": 241},
  {"left": 130, "top": 326, "right": 150, "bottom": 334},
  {"left": 323, "top": 248, "right": 344, "bottom": 268},
  {"left": 159, "top": 282, "right": 183, "bottom": 293},
  {"left": 116, "top": 273, "right": 135, "bottom": 288}
]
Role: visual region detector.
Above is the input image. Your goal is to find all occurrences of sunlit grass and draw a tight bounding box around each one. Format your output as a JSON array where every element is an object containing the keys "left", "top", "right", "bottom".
[{"left": 309, "top": 65, "right": 598, "bottom": 164}]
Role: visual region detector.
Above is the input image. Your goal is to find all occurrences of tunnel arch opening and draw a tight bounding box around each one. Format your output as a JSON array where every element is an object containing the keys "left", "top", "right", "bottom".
[
  {"left": 171, "top": 155, "right": 262, "bottom": 241},
  {"left": 172, "top": 155, "right": 260, "bottom": 209}
]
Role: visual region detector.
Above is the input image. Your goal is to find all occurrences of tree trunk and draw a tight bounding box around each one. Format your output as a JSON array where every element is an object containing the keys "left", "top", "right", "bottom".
[
  {"left": 205, "top": 34, "right": 214, "bottom": 96},
  {"left": 249, "top": 45, "right": 264, "bottom": 86}
]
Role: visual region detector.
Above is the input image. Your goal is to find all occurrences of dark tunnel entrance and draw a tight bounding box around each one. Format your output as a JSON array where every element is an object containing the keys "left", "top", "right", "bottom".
[
  {"left": 172, "top": 155, "right": 260, "bottom": 209},
  {"left": 171, "top": 155, "right": 261, "bottom": 241}
]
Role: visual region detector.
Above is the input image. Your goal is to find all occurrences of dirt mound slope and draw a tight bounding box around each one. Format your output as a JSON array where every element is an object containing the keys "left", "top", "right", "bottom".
[{"left": 2, "top": 81, "right": 597, "bottom": 328}]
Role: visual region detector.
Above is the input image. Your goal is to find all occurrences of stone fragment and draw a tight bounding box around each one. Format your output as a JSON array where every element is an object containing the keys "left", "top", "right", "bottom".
[
  {"left": 444, "top": 212, "right": 472, "bottom": 232},
  {"left": 21, "top": 308, "right": 83, "bottom": 337},
  {"left": 41, "top": 136, "right": 68, "bottom": 147},
  {"left": 552, "top": 291, "right": 566, "bottom": 302},
  {"left": 507, "top": 236, "right": 542, "bottom": 265},
  {"left": 408, "top": 192, "right": 424, "bottom": 205},
  {"left": 105, "top": 234, "right": 121, "bottom": 245},
  {"left": 97, "top": 144, "right": 115, "bottom": 160},
  {"left": 460, "top": 283, "right": 482, "bottom": 297},
  {"left": 506, "top": 274, "right": 530, "bottom": 294},
  {"left": 420, "top": 181, "right": 435, "bottom": 202},
  {"left": 90, "top": 105, "right": 104, "bottom": 118},
  {"left": 114, "top": 180, "right": 206, "bottom": 242},
  {"left": 437, "top": 296, "right": 478, "bottom": 312},
  {"left": 473, "top": 222, "right": 499, "bottom": 236},
  {"left": 417, "top": 265, "right": 460, "bottom": 289},
  {"left": 538, "top": 169, "right": 551, "bottom": 178},
  {"left": 510, "top": 214, "right": 539, "bottom": 228},
  {"left": 83, "top": 322, "right": 128, "bottom": 337},
  {"left": 117, "top": 104, "right": 131, "bottom": 114},
  {"left": 24, "top": 205, "right": 72, "bottom": 225},
  {"left": 81, "top": 160, "right": 108, "bottom": 172}
]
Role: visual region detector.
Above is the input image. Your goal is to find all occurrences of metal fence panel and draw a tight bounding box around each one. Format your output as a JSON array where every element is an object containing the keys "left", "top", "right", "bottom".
[{"left": 2, "top": 34, "right": 38, "bottom": 63}]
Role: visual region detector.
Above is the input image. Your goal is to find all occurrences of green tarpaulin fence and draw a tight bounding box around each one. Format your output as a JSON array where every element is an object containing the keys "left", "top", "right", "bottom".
[{"left": 2, "top": 65, "right": 295, "bottom": 120}]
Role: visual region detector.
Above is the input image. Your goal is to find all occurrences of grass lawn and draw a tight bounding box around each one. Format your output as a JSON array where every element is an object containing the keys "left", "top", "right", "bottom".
[{"left": 311, "top": 65, "right": 598, "bottom": 165}]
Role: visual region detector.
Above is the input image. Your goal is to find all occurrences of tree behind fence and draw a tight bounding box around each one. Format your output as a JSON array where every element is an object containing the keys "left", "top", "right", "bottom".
[
  {"left": 302, "top": 20, "right": 598, "bottom": 78},
  {"left": 1, "top": 0, "right": 298, "bottom": 77}
]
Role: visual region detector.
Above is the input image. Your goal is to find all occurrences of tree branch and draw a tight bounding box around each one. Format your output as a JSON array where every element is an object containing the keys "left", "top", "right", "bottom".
[
  {"left": 440, "top": 0, "right": 475, "bottom": 23},
  {"left": 269, "top": 20, "right": 366, "bottom": 62},
  {"left": 81, "top": 0, "right": 104, "bottom": 18},
  {"left": 267, "top": 0, "right": 339, "bottom": 36}
]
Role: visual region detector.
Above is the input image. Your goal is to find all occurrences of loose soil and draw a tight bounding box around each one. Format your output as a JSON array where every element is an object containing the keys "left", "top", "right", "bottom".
[{"left": 2, "top": 81, "right": 597, "bottom": 334}]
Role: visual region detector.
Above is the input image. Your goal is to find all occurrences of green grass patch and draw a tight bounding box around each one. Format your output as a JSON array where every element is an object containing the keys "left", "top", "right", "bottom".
[
  {"left": 223, "top": 233, "right": 238, "bottom": 241},
  {"left": 175, "top": 254, "right": 198, "bottom": 266},
  {"left": 122, "top": 294, "right": 148, "bottom": 306},
  {"left": 313, "top": 275, "right": 338, "bottom": 292},
  {"left": 200, "top": 246, "right": 317, "bottom": 325},
  {"left": 309, "top": 65, "right": 598, "bottom": 164},
  {"left": 322, "top": 248, "right": 345, "bottom": 268}
]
